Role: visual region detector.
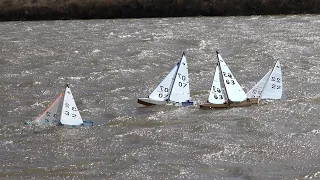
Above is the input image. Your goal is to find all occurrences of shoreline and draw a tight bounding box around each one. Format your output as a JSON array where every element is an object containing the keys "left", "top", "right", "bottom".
[{"left": 0, "top": 0, "right": 319, "bottom": 21}]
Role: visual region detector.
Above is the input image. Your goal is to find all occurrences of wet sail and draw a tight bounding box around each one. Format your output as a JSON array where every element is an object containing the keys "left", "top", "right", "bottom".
[{"left": 34, "top": 93, "right": 63, "bottom": 125}]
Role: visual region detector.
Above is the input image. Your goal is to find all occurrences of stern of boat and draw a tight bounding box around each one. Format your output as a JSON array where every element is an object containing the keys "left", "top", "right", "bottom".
[
  {"left": 229, "top": 98, "right": 259, "bottom": 107},
  {"left": 82, "top": 120, "right": 94, "bottom": 126},
  {"left": 181, "top": 100, "right": 195, "bottom": 107},
  {"left": 247, "top": 98, "right": 259, "bottom": 104}
]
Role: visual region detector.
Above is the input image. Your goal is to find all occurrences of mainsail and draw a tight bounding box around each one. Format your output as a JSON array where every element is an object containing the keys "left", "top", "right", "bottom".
[
  {"left": 260, "top": 60, "right": 282, "bottom": 99},
  {"left": 60, "top": 85, "right": 83, "bottom": 125},
  {"left": 169, "top": 52, "right": 191, "bottom": 103},
  {"left": 217, "top": 53, "right": 247, "bottom": 102}
]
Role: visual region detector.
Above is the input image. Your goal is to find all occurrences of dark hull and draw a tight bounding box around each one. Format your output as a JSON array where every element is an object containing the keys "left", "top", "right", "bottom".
[{"left": 200, "top": 98, "right": 259, "bottom": 109}]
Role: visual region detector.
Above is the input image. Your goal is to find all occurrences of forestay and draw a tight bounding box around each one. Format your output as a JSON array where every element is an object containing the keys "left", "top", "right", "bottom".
[
  {"left": 169, "top": 53, "right": 191, "bottom": 102},
  {"left": 148, "top": 64, "right": 178, "bottom": 101},
  {"left": 218, "top": 53, "right": 247, "bottom": 102},
  {"left": 60, "top": 85, "right": 83, "bottom": 125},
  {"left": 208, "top": 64, "right": 225, "bottom": 104},
  {"left": 35, "top": 93, "right": 63, "bottom": 125},
  {"left": 260, "top": 60, "right": 282, "bottom": 99},
  {"left": 247, "top": 70, "right": 271, "bottom": 98}
]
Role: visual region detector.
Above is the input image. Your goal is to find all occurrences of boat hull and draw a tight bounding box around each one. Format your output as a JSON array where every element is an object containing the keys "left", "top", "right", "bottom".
[
  {"left": 138, "top": 98, "right": 194, "bottom": 107},
  {"left": 230, "top": 98, "right": 259, "bottom": 107},
  {"left": 24, "top": 121, "right": 34, "bottom": 125},
  {"left": 200, "top": 98, "right": 258, "bottom": 109},
  {"left": 168, "top": 100, "right": 195, "bottom": 107},
  {"left": 137, "top": 98, "right": 168, "bottom": 106},
  {"left": 58, "top": 120, "right": 94, "bottom": 127},
  {"left": 199, "top": 103, "right": 229, "bottom": 109},
  {"left": 82, "top": 120, "right": 94, "bottom": 126}
]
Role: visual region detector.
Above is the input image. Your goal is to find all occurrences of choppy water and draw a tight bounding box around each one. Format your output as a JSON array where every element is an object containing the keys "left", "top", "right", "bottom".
[{"left": 1, "top": 15, "right": 320, "bottom": 179}]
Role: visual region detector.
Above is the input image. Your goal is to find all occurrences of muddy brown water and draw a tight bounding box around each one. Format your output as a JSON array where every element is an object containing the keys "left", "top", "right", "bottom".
[{"left": 1, "top": 15, "right": 320, "bottom": 179}]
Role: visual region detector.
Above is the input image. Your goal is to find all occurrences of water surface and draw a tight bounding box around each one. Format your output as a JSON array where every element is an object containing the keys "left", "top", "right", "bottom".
[{"left": 1, "top": 15, "right": 320, "bottom": 179}]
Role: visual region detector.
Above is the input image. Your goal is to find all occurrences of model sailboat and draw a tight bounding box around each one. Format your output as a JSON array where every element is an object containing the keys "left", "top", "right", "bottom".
[
  {"left": 200, "top": 51, "right": 258, "bottom": 109},
  {"left": 137, "top": 52, "right": 194, "bottom": 106},
  {"left": 247, "top": 60, "right": 282, "bottom": 100},
  {"left": 27, "top": 84, "right": 93, "bottom": 126}
]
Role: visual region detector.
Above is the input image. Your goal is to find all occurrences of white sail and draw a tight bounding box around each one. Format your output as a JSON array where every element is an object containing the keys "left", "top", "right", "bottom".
[
  {"left": 217, "top": 53, "right": 247, "bottom": 102},
  {"left": 247, "top": 70, "right": 271, "bottom": 98},
  {"left": 60, "top": 85, "right": 83, "bottom": 125},
  {"left": 260, "top": 60, "right": 282, "bottom": 99},
  {"left": 208, "top": 64, "right": 225, "bottom": 104},
  {"left": 35, "top": 93, "right": 63, "bottom": 125},
  {"left": 169, "top": 53, "right": 191, "bottom": 102},
  {"left": 148, "top": 64, "right": 178, "bottom": 101}
]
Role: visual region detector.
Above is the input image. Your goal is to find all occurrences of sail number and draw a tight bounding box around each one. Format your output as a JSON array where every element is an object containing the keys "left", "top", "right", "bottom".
[
  {"left": 212, "top": 86, "right": 222, "bottom": 93},
  {"left": 177, "top": 73, "right": 187, "bottom": 88},
  {"left": 271, "top": 77, "right": 281, "bottom": 83},
  {"left": 64, "top": 102, "right": 77, "bottom": 118},
  {"left": 226, "top": 80, "right": 235, "bottom": 85},
  {"left": 160, "top": 86, "right": 169, "bottom": 92},
  {"left": 271, "top": 76, "right": 281, "bottom": 90},
  {"left": 271, "top": 84, "right": 281, "bottom": 89},
  {"left": 177, "top": 73, "right": 186, "bottom": 81},
  {"left": 65, "top": 111, "right": 77, "bottom": 117},
  {"left": 214, "top": 94, "right": 224, "bottom": 99},
  {"left": 44, "top": 111, "right": 59, "bottom": 123},
  {"left": 158, "top": 93, "right": 169, "bottom": 98},
  {"left": 178, "top": 82, "right": 187, "bottom": 88},
  {"left": 223, "top": 72, "right": 233, "bottom": 79},
  {"left": 159, "top": 86, "right": 169, "bottom": 98},
  {"left": 252, "top": 89, "right": 262, "bottom": 95},
  {"left": 212, "top": 86, "right": 223, "bottom": 99},
  {"left": 223, "top": 72, "right": 235, "bottom": 85}
]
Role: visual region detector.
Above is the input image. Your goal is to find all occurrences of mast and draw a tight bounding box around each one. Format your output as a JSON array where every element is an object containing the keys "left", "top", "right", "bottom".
[
  {"left": 167, "top": 52, "right": 184, "bottom": 101},
  {"left": 216, "top": 50, "right": 230, "bottom": 104}
]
